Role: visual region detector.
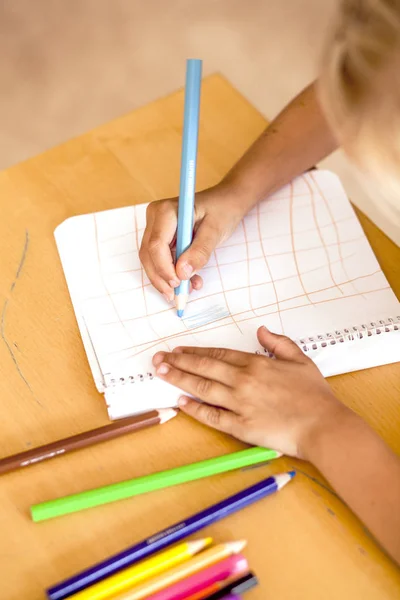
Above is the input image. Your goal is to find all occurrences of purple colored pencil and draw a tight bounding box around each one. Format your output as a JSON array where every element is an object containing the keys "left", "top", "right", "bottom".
[
  {"left": 220, "top": 595, "right": 241, "bottom": 600},
  {"left": 47, "top": 472, "right": 295, "bottom": 600}
]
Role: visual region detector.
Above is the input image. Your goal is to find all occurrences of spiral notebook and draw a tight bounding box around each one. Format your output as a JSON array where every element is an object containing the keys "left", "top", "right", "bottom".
[{"left": 55, "top": 170, "right": 400, "bottom": 419}]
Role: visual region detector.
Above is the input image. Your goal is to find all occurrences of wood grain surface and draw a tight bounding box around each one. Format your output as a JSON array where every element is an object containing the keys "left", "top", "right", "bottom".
[{"left": 0, "top": 75, "right": 399, "bottom": 600}]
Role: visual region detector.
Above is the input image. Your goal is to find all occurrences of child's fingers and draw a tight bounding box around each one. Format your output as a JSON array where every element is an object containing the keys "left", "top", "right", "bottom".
[
  {"left": 257, "top": 326, "right": 308, "bottom": 363},
  {"left": 172, "top": 346, "right": 249, "bottom": 367},
  {"left": 140, "top": 201, "right": 180, "bottom": 290},
  {"left": 170, "top": 241, "right": 202, "bottom": 292},
  {"left": 178, "top": 396, "right": 239, "bottom": 436},
  {"left": 139, "top": 243, "right": 175, "bottom": 301},
  {"left": 175, "top": 216, "right": 222, "bottom": 279},
  {"left": 155, "top": 362, "right": 235, "bottom": 410},
  {"left": 155, "top": 350, "right": 238, "bottom": 388},
  {"left": 190, "top": 274, "right": 203, "bottom": 290}
]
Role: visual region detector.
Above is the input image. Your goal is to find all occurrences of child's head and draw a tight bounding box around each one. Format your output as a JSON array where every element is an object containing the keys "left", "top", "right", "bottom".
[{"left": 319, "top": 0, "right": 400, "bottom": 195}]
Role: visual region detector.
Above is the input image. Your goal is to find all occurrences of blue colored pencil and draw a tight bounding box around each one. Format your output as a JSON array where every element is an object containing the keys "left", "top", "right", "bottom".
[
  {"left": 47, "top": 472, "right": 295, "bottom": 600},
  {"left": 175, "top": 58, "right": 202, "bottom": 317}
]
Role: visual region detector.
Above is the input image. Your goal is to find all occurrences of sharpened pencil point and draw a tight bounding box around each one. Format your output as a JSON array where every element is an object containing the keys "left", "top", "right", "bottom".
[
  {"left": 227, "top": 540, "right": 247, "bottom": 553},
  {"left": 188, "top": 537, "right": 213, "bottom": 553},
  {"left": 175, "top": 294, "right": 188, "bottom": 317},
  {"left": 158, "top": 408, "right": 178, "bottom": 424},
  {"left": 274, "top": 471, "right": 296, "bottom": 490}
]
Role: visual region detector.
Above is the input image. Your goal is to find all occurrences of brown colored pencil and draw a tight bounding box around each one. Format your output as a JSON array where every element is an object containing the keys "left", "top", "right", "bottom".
[{"left": 0, "top": 408, "right": 177, "bottom": 476}]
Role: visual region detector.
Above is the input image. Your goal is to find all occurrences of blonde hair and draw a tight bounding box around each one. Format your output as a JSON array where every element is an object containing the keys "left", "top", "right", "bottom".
[{"left": 319, "top": 0, "right": 400, "bottom": 194}]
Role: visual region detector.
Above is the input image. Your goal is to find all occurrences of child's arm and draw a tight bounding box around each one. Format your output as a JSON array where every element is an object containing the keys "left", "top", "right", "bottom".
[
  {"left": 304, "top": 405, "right": 400, "bottom": 563},
  {"left": 220, "top": 81, "right": 338, "bottom": 205},
  {"left": 152, "top": 327, "right": 400, "bottom": 565}
]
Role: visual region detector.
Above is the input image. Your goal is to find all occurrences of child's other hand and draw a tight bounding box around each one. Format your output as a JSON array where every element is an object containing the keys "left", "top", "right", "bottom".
[
  {"left": 139, "top": 185, "right": 245, "bottom": 302},
  {"left": 153, "top": 326, "right": 349, "bottom": 458}
]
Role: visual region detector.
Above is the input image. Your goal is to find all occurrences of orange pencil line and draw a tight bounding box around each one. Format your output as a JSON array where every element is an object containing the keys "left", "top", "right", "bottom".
[
  {"left": 306, "top": 176, "right": 345, "bottom": 295},
  {"left": 289, "top": 181, "right": 314, "bottom": 304},
  {"left": 107, "top": 285, "right": 390, "bottom": 361},
  {"left": 82, "top": 250, "right": 358, "bottom": 304},
  {"left": 93, "top": 214, "right": 136, "bottom": 345},
  {"left": 96, "top": 265, "right": 380, "bottom": 329},
  {"left": 90, "top": 175, "right": 385, "bottom": 366},
  {"left": 242, "top": 219, "right": 257, "bottom": 315},
  {"left": 100, "top": 228, "right": 144, "bottom": 243},
  {"left": 133, "top": 205, "right": 171, "bottom": 351},
  {"left": 309, "top": 171, "right": 367, "bottom": 300},
  {"left": 106, "top": 216, "right": 358, "bottom": 260},
  {"left": 201, "top": 236, "right": 365, "bottom": 267},
  {"left": 256, "top": 203, "right": 285, "bottom": 333},
  {"left": 213, "top": 250, "right": 243, "bottom": 334}
]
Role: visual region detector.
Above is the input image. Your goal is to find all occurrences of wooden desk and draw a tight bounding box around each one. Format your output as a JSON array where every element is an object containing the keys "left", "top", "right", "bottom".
[{"left": 0, "top": 75, "right": 399, "bottom": 600}]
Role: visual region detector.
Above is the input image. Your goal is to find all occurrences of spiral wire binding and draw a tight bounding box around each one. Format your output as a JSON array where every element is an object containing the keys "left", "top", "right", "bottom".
[
  {"left": 104, "top": 315, "right": 399, "bottom": 387},
  {"left": 105, "top": 372, "right": 154, "bottom": 388},
  {"left": 256, "top": 315, "right": 400, "bottom": 355},
  {"left": 296, "top": 315, "right": 399, "bottom": 353}
]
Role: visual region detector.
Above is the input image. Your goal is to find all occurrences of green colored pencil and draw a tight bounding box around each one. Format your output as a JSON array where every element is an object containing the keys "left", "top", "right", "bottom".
[{"left": 31, "top": 447, "right": 281, "bottom": 522}]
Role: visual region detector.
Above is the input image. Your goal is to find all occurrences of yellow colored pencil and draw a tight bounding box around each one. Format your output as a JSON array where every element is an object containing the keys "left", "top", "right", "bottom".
[
  {"left": 110, "top": 540, "right": 247, "bottom": 600},
  {"left": 70, "top": 539, "right": 212, "bottom": 600}
]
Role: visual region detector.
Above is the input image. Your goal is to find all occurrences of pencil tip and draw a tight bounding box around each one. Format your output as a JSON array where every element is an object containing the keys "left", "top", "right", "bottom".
[
  {"left": 158, "top": 408, "right": 178, "bottom": 424},
  {"left": 274, "top": 471, "right": 296, "bottom": 490},
  {"left": 227, "top": 540, "right": 247, "bottom": 553},
  {"left": 189, "top": 537, "right": 213, "bottom": 553},
  {"left": 175, "top": 294, "right": 188, "bottom": 316},
  {"left": 267, "top": 448, "right": 283, "bottom": 458}
]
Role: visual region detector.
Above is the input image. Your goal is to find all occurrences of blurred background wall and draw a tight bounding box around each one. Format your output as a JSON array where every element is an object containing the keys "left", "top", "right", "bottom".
[{"left": 1, "top": 0, "right": 398, "bottom": 243}]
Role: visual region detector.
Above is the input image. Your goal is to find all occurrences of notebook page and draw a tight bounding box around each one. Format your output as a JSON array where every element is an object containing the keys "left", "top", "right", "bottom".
[{"left": 55, "top": 170, "right": 400, "bottom": 416}]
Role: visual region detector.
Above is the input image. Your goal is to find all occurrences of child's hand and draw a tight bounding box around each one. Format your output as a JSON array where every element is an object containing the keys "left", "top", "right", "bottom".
[
  {"left": 153, "top": 326, "right": 349, "bottom": 458},
  {"left": 139, "top": 186, "right": 245, "bottom": 301}
]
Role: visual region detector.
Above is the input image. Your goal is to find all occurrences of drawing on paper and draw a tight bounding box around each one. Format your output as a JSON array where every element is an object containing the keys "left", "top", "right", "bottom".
[{"left": 57, "top": 171, "right": 393, "bottom": 377}]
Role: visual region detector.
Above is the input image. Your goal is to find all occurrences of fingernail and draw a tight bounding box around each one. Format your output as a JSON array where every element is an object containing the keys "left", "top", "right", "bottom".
[
  {"left": 181, "top": 263, "right": 193, "bottom": 279},
  {"left": 152, "top": 352, "right": 165, "bottom": 366},
  {"left": 157, "top": 363, "right": 170, "bottom": 375},
  {"left": 178, "top": 396, "right": 188, "bottom": 406},
  {"left": 261, "top": 325, "right": 269, "bottom": 331},
  {"left": 192, "top": 278, "right": 200, "bottom": 290},
  {"left": 172, "top": 347, "right": 183, "bottom": 353},
  {"left": 169, "top": 279, "right": 180, "bottom": 288}
]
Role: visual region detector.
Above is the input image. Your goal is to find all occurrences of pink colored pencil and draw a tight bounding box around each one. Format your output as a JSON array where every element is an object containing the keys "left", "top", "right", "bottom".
[{"left": 146, "top": 554, "right": 248, "bottom": 600}]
